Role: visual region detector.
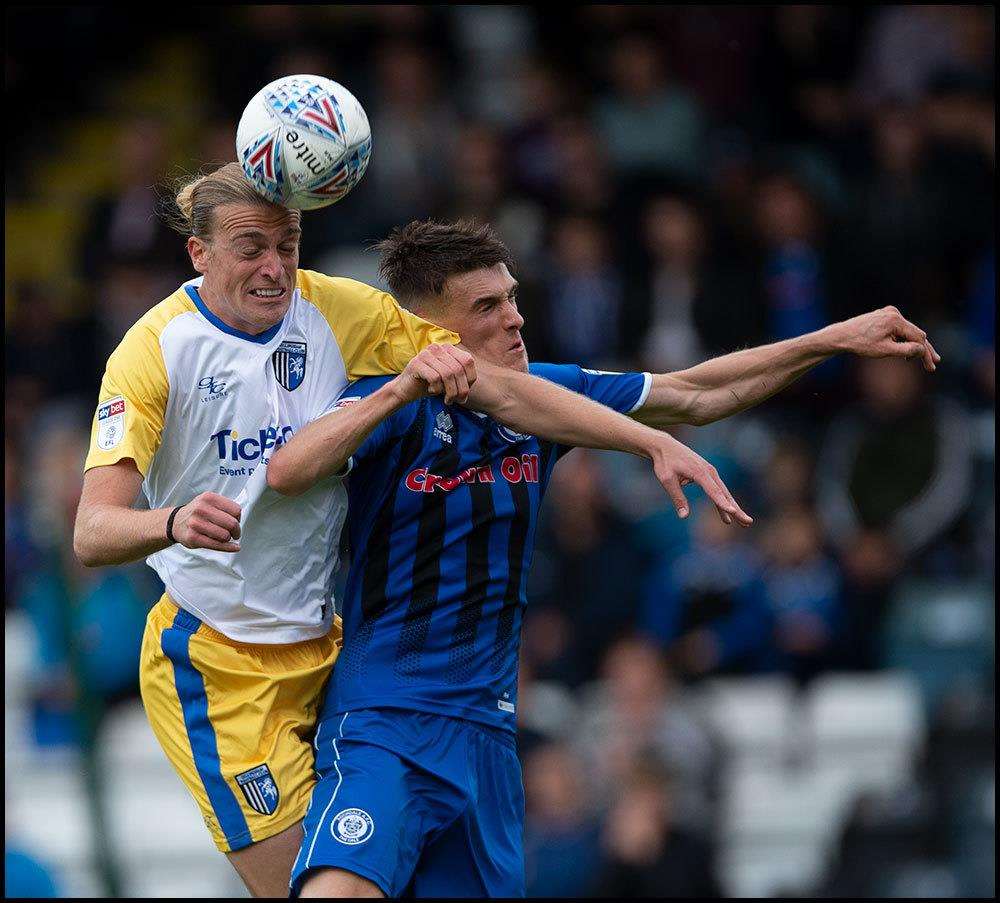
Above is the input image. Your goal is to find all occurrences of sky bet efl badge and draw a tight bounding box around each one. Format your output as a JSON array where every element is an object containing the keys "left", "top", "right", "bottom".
[
  {"left": 235, "top": 764, "right": 280, "bottom": 816},
  {"left": 272, "top": 340, "right": 306, "bottom": 391},
  {"left": 96, "top": 396, "right": 126, "bottom": 450}
]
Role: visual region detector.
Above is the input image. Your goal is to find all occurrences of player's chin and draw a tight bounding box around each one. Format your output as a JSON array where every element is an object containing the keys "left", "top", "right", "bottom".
[
  {"left": 246, "top": 288, "right": 291, "bottom": 310},
  {"left": 246, "top": 293, "right": 292, "bottom": 327},
  {"left": 508, "top": 349, "right": 529, "bottom": 372}
]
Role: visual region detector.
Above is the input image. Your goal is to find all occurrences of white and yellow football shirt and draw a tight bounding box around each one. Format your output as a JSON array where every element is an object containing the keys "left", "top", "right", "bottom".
[{"left": 85, "top": 270, "right": 458, "bottom": 644}]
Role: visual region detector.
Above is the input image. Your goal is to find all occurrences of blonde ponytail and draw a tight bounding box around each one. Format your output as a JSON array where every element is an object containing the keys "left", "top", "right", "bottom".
[{"left": 163, "top": 162, "right": 297, "bottom": 238}]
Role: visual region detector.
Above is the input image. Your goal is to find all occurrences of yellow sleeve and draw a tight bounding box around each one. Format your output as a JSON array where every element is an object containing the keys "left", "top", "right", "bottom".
[
  {"left": 296, "top": 270, "right": 460, "bottom": 381},
  {"left": 84, "top": 320, "right": 169, "bottom": 476},
  {"left": 352, "top": 291, "right": 462, "bottom": 380}
]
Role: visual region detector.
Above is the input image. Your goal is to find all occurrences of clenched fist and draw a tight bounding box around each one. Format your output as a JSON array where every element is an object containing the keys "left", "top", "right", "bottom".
[
  {"left": 171, "top": 492, "right": 242, "bottom": 553},
  {"left": 391, "top": 344, "right": 479, "bottom": 405}
]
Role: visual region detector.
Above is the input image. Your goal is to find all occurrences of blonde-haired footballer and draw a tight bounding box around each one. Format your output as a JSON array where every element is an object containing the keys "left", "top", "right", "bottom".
[{"left": 74, "top": 164, "right": 751, "bottom": 896}]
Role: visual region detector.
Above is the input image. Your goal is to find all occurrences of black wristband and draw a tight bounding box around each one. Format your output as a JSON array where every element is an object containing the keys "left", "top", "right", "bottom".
[{"left": 166, "top": 505, "right": 184, "bottom": 544}]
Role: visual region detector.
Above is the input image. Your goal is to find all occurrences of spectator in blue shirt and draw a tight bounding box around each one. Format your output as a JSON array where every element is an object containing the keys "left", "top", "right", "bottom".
[
  {"left": 522, "top": 743, "right": 603, "bottom": 897},
  {"left": 761, "top": 505, "right": 844, "bottom": 683},
  {"left": 640, "top": 502, "right": 774, "bottom": 677}
]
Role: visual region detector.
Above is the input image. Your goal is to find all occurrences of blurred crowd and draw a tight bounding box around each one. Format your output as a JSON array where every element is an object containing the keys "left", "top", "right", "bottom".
[{"left": 5, "top": 5, "right": 995, "bottom": 898}]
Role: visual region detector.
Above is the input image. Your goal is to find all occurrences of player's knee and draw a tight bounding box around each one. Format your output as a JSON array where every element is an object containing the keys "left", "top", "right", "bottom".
[{"left": 299, "top": 867, "right": 385, "bottom": 898}]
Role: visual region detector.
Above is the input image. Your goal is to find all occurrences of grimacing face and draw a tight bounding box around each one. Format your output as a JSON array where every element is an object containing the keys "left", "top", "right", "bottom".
[
  {"left": 423, "top": 263, "right": 528, "bottom": 372},
  {"left": 188, "top": 203, "right": 302, "bottom": 335}
]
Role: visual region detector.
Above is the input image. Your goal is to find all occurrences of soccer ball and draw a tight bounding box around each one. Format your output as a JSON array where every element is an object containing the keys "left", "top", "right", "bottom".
[{"left": 237, "top": 74, "right": 372, "bottom": 211}]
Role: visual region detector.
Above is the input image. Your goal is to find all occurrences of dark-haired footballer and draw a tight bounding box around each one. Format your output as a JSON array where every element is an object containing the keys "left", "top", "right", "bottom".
[{"left": 267, "top": 221, "right": 939, "bottom": 898}]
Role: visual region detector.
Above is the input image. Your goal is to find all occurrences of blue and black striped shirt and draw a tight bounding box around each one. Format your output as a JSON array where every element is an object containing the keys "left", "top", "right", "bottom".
[{"left": 323, "top": 363, "right": 651, "bottom": 732}]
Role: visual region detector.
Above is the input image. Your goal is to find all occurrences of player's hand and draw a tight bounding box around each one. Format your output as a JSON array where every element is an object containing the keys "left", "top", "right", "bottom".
[
  {"left": 834, "top": 307, "right": 941, "bottom": 372},
  {"left": 171, "top": 492, "right": 242, "bottom": 552},
  {"left": 648, "top": 433, "right": 753, "bottom": 527},
  {"left": 394, "top": 344, "right": 478, "bottom": 405}
]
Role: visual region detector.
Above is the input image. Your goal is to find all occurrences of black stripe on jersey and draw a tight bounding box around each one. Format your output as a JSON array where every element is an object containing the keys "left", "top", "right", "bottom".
[
  {"left": 445, "top": 430, "right": 495, "bottom": 684},
  {"left": 394, "top": 412, "right": 462, "bottom": 679},
  {"left": 343, "top": 406, "right": 429, "bottom": 678},
  {"left": 490, "top": 448, "right": 532, "bottom": 673},
  {"left": 360, "top": 405, "right": 428, "bottom": 621},
  {"left": 538, "top": 440, "right": 557, "bottom": 480}
]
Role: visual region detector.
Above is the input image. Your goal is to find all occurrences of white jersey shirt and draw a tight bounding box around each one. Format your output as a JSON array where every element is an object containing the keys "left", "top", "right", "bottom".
[{"left": 85, "top": 270, "right": 458, "bottom": 643}]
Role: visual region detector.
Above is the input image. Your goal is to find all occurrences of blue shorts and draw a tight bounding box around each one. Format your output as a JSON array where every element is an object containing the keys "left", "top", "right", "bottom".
[{"left": 291, "top": 708, "right": 525, "bottom": 897}]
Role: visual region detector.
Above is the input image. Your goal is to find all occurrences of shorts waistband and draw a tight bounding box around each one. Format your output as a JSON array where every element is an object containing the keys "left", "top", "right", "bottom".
[
  {"left": 343, "top": 706, "right": 518, "bottom": 751},
  {"left": 155, "top": 595, "right": 335, "bottom": 650},
  {"left": 465, "top": 716, "right": 518, "bottom": 751},
  {"left": 157, "top": 595, "right": 235, "bottom": 645}
]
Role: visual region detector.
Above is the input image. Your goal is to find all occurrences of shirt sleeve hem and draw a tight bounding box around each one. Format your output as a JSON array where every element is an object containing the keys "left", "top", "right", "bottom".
[
  {"left": 83, "top": 453, "right": 147, "bottom": 477},
  {"left": 627, "top": 372, "right": 653, "bottom": 413}
]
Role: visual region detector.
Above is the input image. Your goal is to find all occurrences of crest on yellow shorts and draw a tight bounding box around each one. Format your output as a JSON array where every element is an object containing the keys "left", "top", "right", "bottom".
[{"left": 236, "top": 764, "right": 280, "bottom": 816}]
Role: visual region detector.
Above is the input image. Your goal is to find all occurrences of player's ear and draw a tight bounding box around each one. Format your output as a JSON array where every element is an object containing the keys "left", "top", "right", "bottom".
[{"left": 187, "top": 236, "right": 210, "bottom": 274}]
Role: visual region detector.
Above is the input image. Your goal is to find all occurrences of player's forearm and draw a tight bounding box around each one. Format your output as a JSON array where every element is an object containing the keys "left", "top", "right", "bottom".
[
  {"left": 74, "top": 503, "right": 174, "bottom": 567},
  {"left": 267, "top": 382, "right": 409, "bottom": 496},
  {"left": 637, "top": 327, "right": 841, "bottom": 427},
  {"left": 467, "top": 363, "right": 660, "bottom": 458}
]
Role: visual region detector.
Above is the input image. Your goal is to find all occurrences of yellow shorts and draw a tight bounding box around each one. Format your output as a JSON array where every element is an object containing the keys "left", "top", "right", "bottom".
[{"left": 139, "top": 595, "right": 341, "bottom": 852}]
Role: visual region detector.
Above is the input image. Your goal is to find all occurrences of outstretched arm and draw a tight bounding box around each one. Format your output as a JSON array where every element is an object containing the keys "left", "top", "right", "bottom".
[
  {"left": 268, "top": 345, "right": 752, "bottom": 526},
  {"left": 633, "top": 307, "right": 941, "bottom": 429}
]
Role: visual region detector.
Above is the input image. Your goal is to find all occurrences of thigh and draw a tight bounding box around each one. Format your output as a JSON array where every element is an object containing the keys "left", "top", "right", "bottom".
[
  {"left": 227, "top": 821, "right": 304, "bottom": 897},
  {"left": 299, "top": 867, "right": 384, "bottom": 898},
  {"left": 411, "top": 730, "right": 526, "bottom": 898},
  {"left": 291, "top": 715, "right": 464, "bottom": 898}
]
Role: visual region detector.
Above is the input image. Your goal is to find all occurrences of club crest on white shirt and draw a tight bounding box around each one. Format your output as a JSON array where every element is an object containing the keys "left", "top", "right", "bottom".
[{"left": 273, "top": 341, "right": 307, "bottom": 391}]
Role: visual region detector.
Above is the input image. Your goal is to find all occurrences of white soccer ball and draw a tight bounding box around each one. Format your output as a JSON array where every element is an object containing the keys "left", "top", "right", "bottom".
[{"left": 236, "top": 74, "right": 372, "bottom": 211}]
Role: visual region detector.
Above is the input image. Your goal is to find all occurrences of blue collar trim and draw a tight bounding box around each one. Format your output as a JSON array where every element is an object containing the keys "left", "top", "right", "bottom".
[{"left": 185, "top": 285, "right": 284, "bottom": 344}]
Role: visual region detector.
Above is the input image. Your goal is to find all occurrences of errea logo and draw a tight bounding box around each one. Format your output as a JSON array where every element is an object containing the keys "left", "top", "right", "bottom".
[{"left": 434, "top": 410, "right": 454, "bottom": 444}]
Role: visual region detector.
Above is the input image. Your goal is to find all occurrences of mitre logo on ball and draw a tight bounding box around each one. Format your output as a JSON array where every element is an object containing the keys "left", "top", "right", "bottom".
[{"left": 237, "top": 74, "right": 372, "bottom": 210}]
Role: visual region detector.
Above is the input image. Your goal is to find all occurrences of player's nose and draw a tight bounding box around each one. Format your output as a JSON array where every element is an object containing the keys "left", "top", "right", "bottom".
[{"left": 257, "top": 251, "right": 283, "bottom": 281}]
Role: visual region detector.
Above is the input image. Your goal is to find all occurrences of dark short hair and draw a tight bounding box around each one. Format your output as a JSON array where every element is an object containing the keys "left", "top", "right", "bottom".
[{"left": 374, "top": 220, "right": 514, "bottom": 306}]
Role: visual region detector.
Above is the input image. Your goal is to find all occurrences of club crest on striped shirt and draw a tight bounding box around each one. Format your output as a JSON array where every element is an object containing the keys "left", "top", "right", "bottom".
[
  {"left": 272, "top": 341, "right": 307, "bottom": 391},
  {"left": 235, "top": 764, "right": 280, "bottom": 816}
]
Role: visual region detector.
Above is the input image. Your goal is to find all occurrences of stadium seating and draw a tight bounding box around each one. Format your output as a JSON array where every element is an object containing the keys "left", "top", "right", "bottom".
[
  {"left": 696, "top": 676, "right": 796, "bottom": 765},
  {"left": 5, "top": 623, "right": 243, "bottom": 899},
  {"left": 5, "top": 618, "right": 100, "bottom": 898},
  {"left": 705, "top": 672, "right": 928, "bottom": 896},
  {"left": 883, "top": 581, "right": 995, "bottom": 710},
  {"left": 0, "top": 617, "right": 977, "bottom": 897},
  {"left": 99, "top": 702, "right": 246, "bottom": 897},
  {"left": 806, "top": 672, "right": 925, "bottom": 794}
]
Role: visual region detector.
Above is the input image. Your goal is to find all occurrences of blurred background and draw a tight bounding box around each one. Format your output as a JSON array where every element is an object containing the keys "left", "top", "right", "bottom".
[{"left": 4, "top": 5, "right": 994, "bottom": 898}]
